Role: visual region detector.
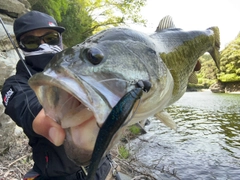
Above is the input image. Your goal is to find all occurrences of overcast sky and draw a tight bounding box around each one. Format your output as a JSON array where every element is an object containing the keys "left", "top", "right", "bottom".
[{"left": 130, "top": 0, "right": 240, "bottom": 50}]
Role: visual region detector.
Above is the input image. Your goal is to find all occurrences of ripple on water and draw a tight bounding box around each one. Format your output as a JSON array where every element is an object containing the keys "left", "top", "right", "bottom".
[{"left": 129, "top": 92, "right": 240, "bottom": 179}]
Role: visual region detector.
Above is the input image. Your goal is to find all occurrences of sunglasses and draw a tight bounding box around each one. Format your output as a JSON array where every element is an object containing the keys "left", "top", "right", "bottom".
[{"left": 19, "top": 32, "right": 60, "bottom": 50}]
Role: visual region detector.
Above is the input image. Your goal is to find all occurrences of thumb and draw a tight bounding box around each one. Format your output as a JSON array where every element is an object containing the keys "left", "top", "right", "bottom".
[{"left": 33, "top": 109, "right": 65, "bottom": 146}]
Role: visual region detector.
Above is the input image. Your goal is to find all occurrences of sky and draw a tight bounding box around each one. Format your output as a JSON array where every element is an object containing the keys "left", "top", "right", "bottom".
[{"left": 129, "top": 0, "right": 240, "bottom": 50}]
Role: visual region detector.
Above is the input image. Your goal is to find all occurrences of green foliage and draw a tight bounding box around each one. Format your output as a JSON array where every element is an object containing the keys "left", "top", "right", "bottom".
[
  {"left": 190, "top": 32, "right": 240, "bottom": 88},
  {"left": 197, "top": 77, "right": 216, "bottom": 86},
  {"left": 217, "top": 33, "right": 240, "bottom": 82},
  {"left": 236, "top": 68, "right": 240, "bottom": 75},
  {"left": 193, "top": 54, "right": 219, "bottom": 88},
  {"left": 188, "top": 82, "right": 208, "bottom": 89},
  {"left": 129, "top": 124, "right": 141, "bottom": 135},
  {"left": 30, "top": 0, "right": 68, "bottom": 22},
  {"left": 31, "top": 0, "right": 147, "bottom": 47},
  {"left": 118, "top": 145, "right": 129, "bottom": 159},
  {"left": 217, "top": 73, "right": 240, "bottom": 82},
  {"left": 59, "top": 0, "right": 93, "bottom": 46},
  {"left": 88, "top": 0, "right": 147, "bottom": 33}
]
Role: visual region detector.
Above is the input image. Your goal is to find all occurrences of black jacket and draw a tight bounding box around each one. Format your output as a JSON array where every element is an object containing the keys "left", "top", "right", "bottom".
[{"left": 1, "top": 54, "right": 111, "bottom": 179}]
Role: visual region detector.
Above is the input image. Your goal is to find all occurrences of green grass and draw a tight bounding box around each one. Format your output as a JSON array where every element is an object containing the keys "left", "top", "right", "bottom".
[
  {"left": 118, "top": 145, "right": 129, "bottom": 159},
  {"left": 129, "top": 124, "right": 141, "bottom": 135}
]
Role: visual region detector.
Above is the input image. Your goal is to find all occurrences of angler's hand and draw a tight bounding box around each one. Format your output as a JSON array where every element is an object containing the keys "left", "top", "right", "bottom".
[{"left": 32, "top": 109, "right": 65, "bottom": 146}]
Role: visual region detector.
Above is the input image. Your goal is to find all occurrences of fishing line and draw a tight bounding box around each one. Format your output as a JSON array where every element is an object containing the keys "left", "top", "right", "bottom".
[
  {"left": 98, "top": 78, "right": 135, "bottom": 87},
  {"left": 98, "top": 78, "right": 141, "bottom": 91},
  {"left": 60, "top": 95, "right": 75, "bottom": 112},
  {"left": 13, "top": 78, "right": 37, "bottom": 118},
  {"left": 98, "top": 78, "right": 128, "bottom": 83}
]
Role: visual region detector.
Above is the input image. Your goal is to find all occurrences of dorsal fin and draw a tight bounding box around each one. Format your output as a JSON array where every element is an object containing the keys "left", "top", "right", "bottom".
[{"left": 156, "top": 15, "right": 176, "bottom": 32}]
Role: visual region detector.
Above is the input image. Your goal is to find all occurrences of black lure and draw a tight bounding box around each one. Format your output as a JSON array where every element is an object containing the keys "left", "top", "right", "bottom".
[{"left": 86, "top": 80, "right": 151, "bottom": 180}]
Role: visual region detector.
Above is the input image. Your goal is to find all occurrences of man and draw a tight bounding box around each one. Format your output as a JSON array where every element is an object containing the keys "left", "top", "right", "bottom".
[{"left": 1, "top": 10, "right": 116, "bottom": 180}]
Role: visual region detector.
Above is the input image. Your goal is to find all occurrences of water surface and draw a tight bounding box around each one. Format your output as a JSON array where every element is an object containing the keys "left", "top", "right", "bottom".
[{"left": 129, "top": 91, "right": 240, "bottom": 180}]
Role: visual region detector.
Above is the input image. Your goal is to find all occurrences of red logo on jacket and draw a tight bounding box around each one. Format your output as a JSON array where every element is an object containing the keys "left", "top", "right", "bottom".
[{"left": 3, "top": 88, "right": 14, "bottom": 106}]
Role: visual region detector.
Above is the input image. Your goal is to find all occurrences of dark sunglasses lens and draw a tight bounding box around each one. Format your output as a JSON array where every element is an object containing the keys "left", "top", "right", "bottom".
[
  {"left": 21, "top": 36, "right": 40, "bottom": 50},
  {"left": 20, "top": 32, "right": 60, "bottom": 50},
  {"left": 43, "top": 33, "right": 60, "bottom": 45}
]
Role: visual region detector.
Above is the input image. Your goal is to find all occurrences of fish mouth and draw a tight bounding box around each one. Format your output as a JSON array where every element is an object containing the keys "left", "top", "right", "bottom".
[{"left": 29, "top": 70, "right": 115, "bottom": 165}]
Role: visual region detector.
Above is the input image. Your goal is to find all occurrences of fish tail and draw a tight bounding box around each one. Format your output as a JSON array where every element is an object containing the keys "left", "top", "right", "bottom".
[{"left": 208, "top": 26, "right": 221, "bottom": 69}]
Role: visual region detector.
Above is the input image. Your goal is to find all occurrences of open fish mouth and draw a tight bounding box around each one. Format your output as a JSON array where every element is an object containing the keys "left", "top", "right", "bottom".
[
  {"left": 41, "top": 86, "right": 95, "bottom": 129},
  {"left": 29, "top": 71, "right": 115, "bottom": 165},
  {"left": 29, "top": 69, "right": 114, "bottom": 124}
]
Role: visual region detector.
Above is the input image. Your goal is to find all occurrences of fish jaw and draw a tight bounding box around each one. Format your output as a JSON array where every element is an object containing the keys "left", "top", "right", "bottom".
[{"left": 28, "top": 69, "right": 113, "bottom": 165}]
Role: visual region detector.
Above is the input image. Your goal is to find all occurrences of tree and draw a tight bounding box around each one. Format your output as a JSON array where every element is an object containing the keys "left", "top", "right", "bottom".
[
  {"left": 30, "top": 0, "right": 68, "bottom": 22},
  {"left": 59, "top": 0, "right": 93, "bottom": 46},
  {"left": 217, "top": 33, "right": 240, "bottom": 82},
  {"left": 86, "top": 0, "right": 146, "bottom": 33},
  {"left": 31, "top": 0, "right": 147, "bottom": 47}
]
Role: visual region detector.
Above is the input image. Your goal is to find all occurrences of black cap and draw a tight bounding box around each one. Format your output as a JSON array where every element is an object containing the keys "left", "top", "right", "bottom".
[{"left": 14, "top": 11, "right": 65, "bottom": 42}]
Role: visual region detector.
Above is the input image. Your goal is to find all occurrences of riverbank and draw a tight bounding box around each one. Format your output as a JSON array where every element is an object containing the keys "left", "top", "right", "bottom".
[
  {"left": 226, "top": 91, "right": 240, "bottom": 94},
  {"left": 0, "top": 131, "right": 150, "bottom": 179}
]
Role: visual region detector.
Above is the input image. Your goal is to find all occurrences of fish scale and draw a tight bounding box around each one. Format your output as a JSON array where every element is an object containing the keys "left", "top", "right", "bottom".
[{"left": 151, "top": 26, "right": 220, "bottom": 104}]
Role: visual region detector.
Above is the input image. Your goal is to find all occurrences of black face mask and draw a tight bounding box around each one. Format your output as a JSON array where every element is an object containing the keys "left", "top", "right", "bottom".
[{"left": 25, "top": 53, "right": 55, "bottom": 72}]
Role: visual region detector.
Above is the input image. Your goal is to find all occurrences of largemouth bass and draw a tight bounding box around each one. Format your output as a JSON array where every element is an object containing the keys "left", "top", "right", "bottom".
[{"left": 28, "top": 15, "right": 220, "bottom": 170}]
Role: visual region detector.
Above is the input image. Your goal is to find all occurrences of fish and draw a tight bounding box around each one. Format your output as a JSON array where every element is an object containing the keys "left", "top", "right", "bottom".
[{"left": 28, "top": 15, "right": 220, "bottom": 172}]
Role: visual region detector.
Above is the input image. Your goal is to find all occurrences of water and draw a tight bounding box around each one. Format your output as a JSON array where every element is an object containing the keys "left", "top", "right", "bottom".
[{"left": 129, "top": 91, "right": 240, "bottom": 180}]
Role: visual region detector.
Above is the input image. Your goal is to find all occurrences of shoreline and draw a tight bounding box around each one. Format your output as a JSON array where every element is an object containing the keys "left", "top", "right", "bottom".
[{"left": 226, "top": 91, "right": 240, "bottom": 94}]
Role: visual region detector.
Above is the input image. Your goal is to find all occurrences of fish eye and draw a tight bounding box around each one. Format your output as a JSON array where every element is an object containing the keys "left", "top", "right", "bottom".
[{"left": 86, "top": 47, "right": 104, "bottom": 65}]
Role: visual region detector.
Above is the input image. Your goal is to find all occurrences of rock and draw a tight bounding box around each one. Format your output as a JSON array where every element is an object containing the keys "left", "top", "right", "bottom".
[
  {"left": 118, "top": 172, "right": 132, "bottom": 180},
  {"left": 210, "top": 81, "right": 240, "bottom": 93},
  {"left": 0, "top": 96, "right": 17, "bottom": 155},
  {"left": 0, "top": 14, "right": 15, "bottom": 24},
  {"left": 18, "top": 0, "right": 31, "bottom": 9},
  {"left": 0, "top": 50, "right": 20, "bottom": 88},
  {"left": 209, "top": 81, "right": 225, "bottom": 93},
  {"left": 0, "top": 0, "right": 27, "bottom": 17},
  {"left": 14, "top": 125, "right": 23, "bottom": 136},
  {"left": 0, "top": 23, "right": 22, "bottom": 89},
  {"left": 0, "top": 0, "right": 29, "bottom": 155},
  {"left": 225, "top": 82, "right": 240, "bottom": 93}
]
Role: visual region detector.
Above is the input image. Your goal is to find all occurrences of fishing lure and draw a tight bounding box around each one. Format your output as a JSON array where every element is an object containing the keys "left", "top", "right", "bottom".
[{"left": 86, "top": 81, "right": 150, "bottom": 180}]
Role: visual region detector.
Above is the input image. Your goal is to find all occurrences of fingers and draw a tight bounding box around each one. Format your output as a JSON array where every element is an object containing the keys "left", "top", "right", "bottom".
[{"left": 33, "top": 109, "right": 65, "bottom": 146}]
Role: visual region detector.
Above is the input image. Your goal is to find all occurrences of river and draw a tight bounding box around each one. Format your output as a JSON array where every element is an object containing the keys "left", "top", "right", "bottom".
[{"left": 129, "top": 90, "right": 240, "bottom": 180}]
